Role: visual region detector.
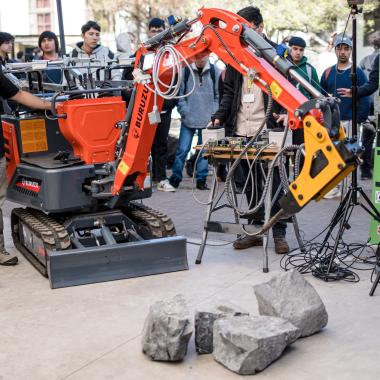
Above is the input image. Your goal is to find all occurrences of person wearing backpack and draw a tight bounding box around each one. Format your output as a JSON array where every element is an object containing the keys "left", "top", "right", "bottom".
[
  {"left": 321, "top": 34, "right": 370, "bottom": 195},
  {"left": 168, "top": 55, "right": 220, "bottom": 191},
  {"left": 288, "top": 36, "right": 320, "bottom": 147}
]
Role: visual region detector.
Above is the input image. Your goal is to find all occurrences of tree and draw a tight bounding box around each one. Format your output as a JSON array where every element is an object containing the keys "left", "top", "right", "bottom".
[{"left": 87, "top": 0, "right": 379, "bottom": 43}]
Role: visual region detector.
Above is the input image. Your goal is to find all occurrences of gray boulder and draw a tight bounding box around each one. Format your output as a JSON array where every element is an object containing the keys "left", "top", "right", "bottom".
[
  {"left": 195, "top": 301, "right": 249, "bottom": 354},
  {"left": 141, "top": 294, "right": 193, "bottom": 361},
  {"left": 254, "top": 269, "right": 328, "bottom": 337},
  {"left": 213, "top": 316, "right": 300, "bottom": 375}
]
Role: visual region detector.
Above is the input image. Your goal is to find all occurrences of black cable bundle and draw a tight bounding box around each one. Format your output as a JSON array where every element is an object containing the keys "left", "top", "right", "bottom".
[{"left": 280, "top": 221, "right": 377, "bottom": 283}]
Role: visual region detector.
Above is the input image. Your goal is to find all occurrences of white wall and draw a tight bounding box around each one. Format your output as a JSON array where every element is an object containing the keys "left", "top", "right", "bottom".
[
  {"left": 0, "top": 0, "right": 87, "bottom": 35},
  {"left": 55, "top": 0, "right": 87, "bottom": 35},
  {"left": 0, "top": 0, "right": 31, "bottom": 34}
]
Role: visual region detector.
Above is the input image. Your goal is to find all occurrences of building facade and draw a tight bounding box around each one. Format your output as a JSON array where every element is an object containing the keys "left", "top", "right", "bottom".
[{"left": 0, "top": 0, "right": 88, "bottom": 57}]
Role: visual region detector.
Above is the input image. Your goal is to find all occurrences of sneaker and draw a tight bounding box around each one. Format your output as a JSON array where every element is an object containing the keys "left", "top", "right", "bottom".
[
  {"left": 196, "top": 180, "right": 209, "bottom": 190},
  {"left": 0, "top": 250, "right": 18, "bottom": 266},
  {"left": 157, "top": 179, "right": 176, "bottom": 192},
  {"left": 323, "top": 186, "right": 342, "bottom": 199}
]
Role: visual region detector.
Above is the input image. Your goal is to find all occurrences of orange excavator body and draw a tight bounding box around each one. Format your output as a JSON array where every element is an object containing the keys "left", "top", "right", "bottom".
[{"left": 57, "top": 97, "right": 126, "bottom": 164}]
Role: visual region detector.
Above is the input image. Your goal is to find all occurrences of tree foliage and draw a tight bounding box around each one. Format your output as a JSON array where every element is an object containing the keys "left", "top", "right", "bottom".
[{"left": 87, "top": 0, "right": 379, "bottom": 42}]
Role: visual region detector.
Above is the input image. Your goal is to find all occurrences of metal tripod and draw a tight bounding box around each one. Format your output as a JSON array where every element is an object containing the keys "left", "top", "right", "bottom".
[
  {"left": 315, "top": 2, "right": 380, "bottom": 281},
  {"left": 369, "top": 244, "right": 380, "bottom": 296},
  {"left": 316, "top": 184, "right": 380, "bottom": 280}
]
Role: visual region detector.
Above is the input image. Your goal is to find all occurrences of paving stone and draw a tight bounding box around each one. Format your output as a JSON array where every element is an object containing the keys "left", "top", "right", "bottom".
[
  {"left": 141, "top": 294, "right": 192, "bottom": 361},
  {"left": 254, "top": 269, "right": 328, "bottom": 337},
  {"left": 213, "top": 315, "right": 300, "bottom": 375},
  {"left": 195, "top": 301, "right": 249, "bottom": 354}
]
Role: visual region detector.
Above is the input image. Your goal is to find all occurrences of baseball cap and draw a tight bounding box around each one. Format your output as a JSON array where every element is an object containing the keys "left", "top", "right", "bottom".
[
  {"left": 333, "top": 34, "right": 352, "bottom": 48},
  {"left": 289, "top": 36, "right": 306, "bottom": 48}
]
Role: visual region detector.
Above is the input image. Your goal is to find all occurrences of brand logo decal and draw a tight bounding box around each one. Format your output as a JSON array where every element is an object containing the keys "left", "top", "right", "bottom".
[{"left": 15, "top": 178, "right": 41, "bottom": 193}]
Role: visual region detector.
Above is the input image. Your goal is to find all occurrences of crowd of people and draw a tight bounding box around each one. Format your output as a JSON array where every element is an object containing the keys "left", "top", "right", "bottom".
[{"left": 0, "top": 6, "right": 379, "bottom": 263}]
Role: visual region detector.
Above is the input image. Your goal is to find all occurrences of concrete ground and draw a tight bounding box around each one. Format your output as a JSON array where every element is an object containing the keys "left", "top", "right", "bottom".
[{"left": 1, "top": 176, "right": 380, "bottom": 380}]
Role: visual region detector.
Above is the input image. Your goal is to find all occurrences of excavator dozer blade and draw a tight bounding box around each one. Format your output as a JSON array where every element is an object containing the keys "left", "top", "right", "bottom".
[{"left": 47, "top": 236, "right": 188, "bottom": 289}]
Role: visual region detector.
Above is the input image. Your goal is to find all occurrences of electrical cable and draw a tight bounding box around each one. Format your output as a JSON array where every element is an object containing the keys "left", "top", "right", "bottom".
[
  {"left": 191, "top": 138, "right": 222, "bottom": 206},
  {"left": 187, "top": 239, "right": 233, "bottom": 247},
  {"left": 224, "top": 79, "right": 273, "bottom": 219},
  {"left": 145, "top": 43, "right": 197, "bottom": 113},
  {"left": 279, "top": 215, "right": 376, "bottom": 283}
]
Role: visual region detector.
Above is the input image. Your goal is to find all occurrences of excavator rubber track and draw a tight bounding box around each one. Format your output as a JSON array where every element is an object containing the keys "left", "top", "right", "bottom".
[
  {"left": 11, "top": 205, "right": 187, "bottom": 288},
  {"left": 11, "top": 208, "right": 71, "bottom": 277},
  {"left": 126, "top": 202, "right": 176, "bottom": 238}
]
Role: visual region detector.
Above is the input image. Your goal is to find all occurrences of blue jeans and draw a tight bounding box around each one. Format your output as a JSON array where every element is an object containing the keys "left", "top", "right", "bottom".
[{"left": 171, "top": 124, "right": 208, "bottom": 182}]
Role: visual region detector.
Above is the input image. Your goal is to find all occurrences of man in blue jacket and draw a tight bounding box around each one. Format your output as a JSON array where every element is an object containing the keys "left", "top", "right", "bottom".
[{"left": 321, "top": 34, "right": 370, "bottom": 189}]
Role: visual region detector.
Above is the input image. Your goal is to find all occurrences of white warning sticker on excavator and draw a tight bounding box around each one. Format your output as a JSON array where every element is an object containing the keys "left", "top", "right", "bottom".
[
  {"left": 375, "top": 191, "right": 380, "bottom": 203},
  {"left": 270, "top": 81, "right": 283, "bottom": 99},
  {"left": 118, "top": 161, "right": 129, "bottom": 176}
]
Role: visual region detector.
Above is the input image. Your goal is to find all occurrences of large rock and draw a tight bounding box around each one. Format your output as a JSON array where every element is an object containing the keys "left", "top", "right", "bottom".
[
  {"left": 254, "top": 269, "right": 328, "bottom": 337},
  {"left": 195, "top": 301, "right": 249, "bottom": 354},
  {"left": 213, "top": 316, "right": 300, "bottom": 375},
  {"left": 141, "top": 294, "right": 193, "bottom": 361}
]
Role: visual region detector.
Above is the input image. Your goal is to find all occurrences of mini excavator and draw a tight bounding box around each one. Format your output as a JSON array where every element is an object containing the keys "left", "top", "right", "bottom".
[{"left": 1, "top": 8, "right": 361, "bottom": 288}]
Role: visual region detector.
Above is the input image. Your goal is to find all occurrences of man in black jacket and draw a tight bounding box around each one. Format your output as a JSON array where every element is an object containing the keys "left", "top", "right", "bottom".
[
  {"left": 212, "top": 6, "right": 289, "bottom": 254},
  {"left": 0, "top": 72, "right": 51, "bottom": 265}
]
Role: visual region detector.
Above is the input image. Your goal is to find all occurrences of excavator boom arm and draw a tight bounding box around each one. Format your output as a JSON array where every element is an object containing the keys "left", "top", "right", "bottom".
[{"left": 112, "top": 7, "right": 360, "bottom": 217}]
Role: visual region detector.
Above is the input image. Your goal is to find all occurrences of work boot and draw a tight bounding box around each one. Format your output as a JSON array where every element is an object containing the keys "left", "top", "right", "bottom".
[
  {"left": 0, "top": 250, "right": 18, "bottom": 266},
  {"left": 233, "top": 235, "right": 263, "bottom": 250},
  {"left": 274, "top": 237, "right": 289, "bottom": 255}
]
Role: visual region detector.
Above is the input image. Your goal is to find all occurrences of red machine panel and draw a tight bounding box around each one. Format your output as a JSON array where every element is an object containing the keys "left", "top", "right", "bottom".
[
  {"left": 2, "top": 120, "right": 20, "bottom": 184},
  {"left": 57, "top": 97, "right": 126, "bottom": 164}
]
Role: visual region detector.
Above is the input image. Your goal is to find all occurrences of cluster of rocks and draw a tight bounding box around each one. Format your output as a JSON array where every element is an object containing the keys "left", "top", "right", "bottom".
[{"left": 141, "top": 269, "right": 328, "bottom": 375}]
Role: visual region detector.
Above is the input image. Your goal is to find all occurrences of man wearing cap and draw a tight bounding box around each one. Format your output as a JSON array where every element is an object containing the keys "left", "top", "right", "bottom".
[
  {"left": 289, "top": 36, "right": 320, "bottom": 98},
  {"left": 288, "top": 36, "right": 320, "bottom": 146},
  {"left": 320, "top": 34, "right": 370, "bottom": 194}
]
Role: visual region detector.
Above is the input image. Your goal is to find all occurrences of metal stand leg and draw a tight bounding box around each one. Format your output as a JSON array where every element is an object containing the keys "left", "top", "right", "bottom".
[
  {"left": 231, "top": 180, "right": 240, "bottom": 237},
  {"left": 196, "top": 175, "right": 218, "bottom": 264},
  {"left": 369, "top": 270, "right": 380, "bottom": 296},
  {"left": 263, "top": 174, "right": 273, "bottom": 273},
  {"left": 292, "top": 215, "right": 306, "bottom": 253},
  {"left": 369, "top": 244, "right": 380, "bottom": 296}
]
